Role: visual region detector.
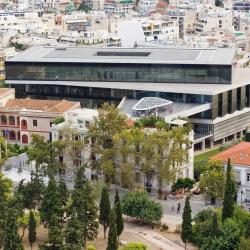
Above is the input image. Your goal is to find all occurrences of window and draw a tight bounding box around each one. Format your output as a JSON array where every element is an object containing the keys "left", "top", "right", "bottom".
[
  {"left": 85, "top": 120, "right": 90, "bottom": 128},
  {"left": 247, "top": 173, "right": 250, "bottom": 182},
  {"left": 33, "top": 120, "right": 37, "bottom": 126}
]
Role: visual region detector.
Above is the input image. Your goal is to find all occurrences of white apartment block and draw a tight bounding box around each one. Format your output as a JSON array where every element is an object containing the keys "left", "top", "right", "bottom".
[
  {"left": 195, "top": 8, "right": 233, "bottom": 33},
  {"left": 0, "top": 12, "right": 46, "bottom": 33},
  {"left": 137, "top": 0, "right": 158, "bottom": 15},
  {"left": 104, "top": 0, "right": 135, "bottom": 16},
  {"left": 141, "top": 19, "right": 179, "bottom": 43}
]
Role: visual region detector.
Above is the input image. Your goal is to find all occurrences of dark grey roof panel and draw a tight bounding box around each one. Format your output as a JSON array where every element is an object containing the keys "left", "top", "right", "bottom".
[{"left": 7, "top": 46, "right": 236, "bottom": 65}]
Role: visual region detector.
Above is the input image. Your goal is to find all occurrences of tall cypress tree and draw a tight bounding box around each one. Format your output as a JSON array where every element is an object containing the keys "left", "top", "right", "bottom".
[
  {"left": 181, "top": 196, "right": 192, "bottom": 250},
  {"left": 99, "top": 186, "right": 111, "bottom": 239},
  {"left": 58, "top": 176, "right": 69, "bottom": 207},
  {"left": 71, "top": 166, "right": 99, "bottom": 249},
  {"left": 210, "top": 212, "right": 219, "bottom": 238},
  {"left": 47, "top": 214, "right": 64, "bottom": 250},
  {"left": 222, "top": 158, "right": 236, "bottom": 222},
  {"left": 65, "top": 209, "right": 83, "bottom": 250},
  {"left": 3, "top": 208, "right": 24, "bottom": 250},
  {"left": 106, "top": 208, "right": 118, "bottom": 250},
  {"left": 40, "top": 176, "right": 62, "bottom": 225},
  {"left": 114, "top": 190, "right": 124, "bottom": 240},
  {"left": 245, "top": 219, "right": 250, "bottom": 238},
  {"left": 28, "top": 211, "right": 37, "bottom": 249}
]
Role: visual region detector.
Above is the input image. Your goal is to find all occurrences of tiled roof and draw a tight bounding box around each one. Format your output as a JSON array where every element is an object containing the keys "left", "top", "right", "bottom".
[
  {"left": 212, "top": 142, "right": 250, "bottom": 167},
  {"left": 5, "top": 98, "right": 79, "bottom": 113}
]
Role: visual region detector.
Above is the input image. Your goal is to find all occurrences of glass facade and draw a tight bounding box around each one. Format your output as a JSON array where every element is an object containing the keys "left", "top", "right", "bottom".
[
  {"left": 6, "top": 62, "right": 232, "bottom": 84},
  {"left": 10, "top": 83, "right": 212, "bottom": 108}
]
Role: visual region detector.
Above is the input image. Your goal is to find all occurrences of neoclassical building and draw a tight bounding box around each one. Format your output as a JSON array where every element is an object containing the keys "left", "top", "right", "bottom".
[{"left": 0, "top": 88, "right": 80, "bottom": 144}]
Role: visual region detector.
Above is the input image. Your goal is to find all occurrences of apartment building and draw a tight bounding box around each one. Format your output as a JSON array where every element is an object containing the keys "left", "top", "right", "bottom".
[
  {"left": 137, "top": 0, "right": 158, "bottom": 15},
  {"left": 104, "top": 0, "right": 135, "bottom": 16},
  {"left": 52, "top": 108, "right": 98, "bottom": 168},
  {"left": 195, "top": 8, "right": 233, "bottom": 33},
  {"left": 141, "top": 19, "right": 179, "bottom": 43}
]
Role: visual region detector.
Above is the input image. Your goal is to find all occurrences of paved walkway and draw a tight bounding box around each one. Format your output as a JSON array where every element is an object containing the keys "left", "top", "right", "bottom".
[{"left": 124, "top": 222, "right": 184, "bottom": 250}]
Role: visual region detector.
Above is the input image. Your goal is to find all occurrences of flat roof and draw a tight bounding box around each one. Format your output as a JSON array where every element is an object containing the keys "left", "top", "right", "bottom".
[{"left": 7, "top": 46, "right": 236, "bottom": 65}]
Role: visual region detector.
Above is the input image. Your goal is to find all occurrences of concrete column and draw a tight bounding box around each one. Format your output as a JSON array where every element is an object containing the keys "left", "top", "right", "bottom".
[
  {"left": 209, "top": 139, "right": 214, "bottom": 148},
  {"left": 89, "top": 87, "right": 92, "bottom": 97},
  {"left": 233, "top": 133, "right": 237, "bottom": 140},
  {"left": 201, "top": 140, "right": 205, "bottom": 150},
  {"left": 183, "top": 94, "right": 187, "bottom": 102},
  {"left": 133, "top": 90, "right": 136, "bottom": 99},
  {"left": 240, "top": 131, "right": 244, "bottom": 138},
  {"left": 111, "top": 89, "right": 114, "bottom": 98}
]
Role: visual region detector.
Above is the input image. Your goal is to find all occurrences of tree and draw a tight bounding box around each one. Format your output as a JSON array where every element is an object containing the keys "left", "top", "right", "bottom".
[
  {"left": 71, "top": 166, "right": 99, "bottom": 248},
  {"left": 238, "top": 237, "right": 250, "bottom": 250},
  {"left": 106, "top": 208, "right": 118, "bottom": 250},
  {"left": 209, "top": 219, "right": 241, "bottom": 250},
  {"left": 211, "top": 212, "right": 219, "bottom": 238},
  {"left": 122, "top": 191, "right": 163, "bottom": 225},
  {"left": 3, "top": 208, "right": 24, "bottom": 250},
  {"left": 99, "top": 186, "right": 111, "bottom": 239},
  {"left": 27, "top": 134, "right": 51, "bottom": 176},
  {"left": 181, "top": 196, "right": 192, "bottom": 249},
  {"left": 114, "top": 190, "right": 124, "bottom": 240},
  {"left": 28, "top": 211, "right": 37, "bottom": 249},
  {"left": 245, "top": 219, "right": 250, "bottom": 238},
  {"left": 199, "top": 160, "right": 226, "bottom": 204},
  {"left": 58, "top": 176, "right": 69, "bottom": 207},
  {"left": 141, "top": 127, "right": 190, "bottom": 198},
  {"left": 88, "top": 103, "right": 127, "bottom": 183},
  {"left": 46, "top": 214, "right": 64, "bottom": 250},
  {"left": 222, "top": 159, "right": 236, "bottom": 222},
  {"left": 16, "top": 176, "right": 45, "bottom": 209},
  {"left": 65, "top": 210, "right": 83, "bottom": 250},
  {"left": 53, "top": 126, "right": 85, "bottom": 173},
  {"left": 0, "top": 172, "right": 12, "bottom": 203},
  {"left": 40, "top": 176, "right": 62, "bottom": 225}
]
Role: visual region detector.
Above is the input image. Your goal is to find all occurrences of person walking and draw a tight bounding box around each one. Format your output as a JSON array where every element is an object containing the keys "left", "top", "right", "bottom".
[{"left": 177, "top": 202, "right": 181, "bottom": 214}]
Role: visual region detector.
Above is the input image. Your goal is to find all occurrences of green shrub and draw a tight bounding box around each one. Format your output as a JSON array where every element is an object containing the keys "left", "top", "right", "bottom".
[
  {"left": 53, "top": 116, "right": 65, "bottom": 125},
  {"left": 87, "top": 245, "right": 96, "bottom": 250},
  {"left": 119, "top": 242, "right": 147, "bottom": 250},
  {"left": 160, "top": 223, "right": 169, "bottom": 231},
  {"left": 121, "top": 191, "right": 163, "bottom": 225},
  {"left": 172, "top": 177, "right": 195, "bottom": 192}
]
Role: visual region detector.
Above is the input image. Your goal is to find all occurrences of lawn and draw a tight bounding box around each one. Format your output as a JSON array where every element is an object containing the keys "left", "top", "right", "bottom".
[{"left": 194, "top": 148, "right": 221, "bottom": 164}]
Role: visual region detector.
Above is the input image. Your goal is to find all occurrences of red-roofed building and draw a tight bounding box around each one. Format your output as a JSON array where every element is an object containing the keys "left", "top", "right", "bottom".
[
  {"left": 0, "top": 89, "right": 80, "bottom": 145},
  {"left": 213, "top": 141, "right": 250, "bottom": 204}
]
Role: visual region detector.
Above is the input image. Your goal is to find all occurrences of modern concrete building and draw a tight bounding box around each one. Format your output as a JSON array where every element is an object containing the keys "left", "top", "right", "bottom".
[{"left": 5, "top": 46, "right": 250, "bottom": 150}]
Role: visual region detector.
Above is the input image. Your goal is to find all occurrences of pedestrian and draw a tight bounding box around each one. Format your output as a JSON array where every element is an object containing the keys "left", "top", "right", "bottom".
[
  {"left": 177, "top": 202, "right": 181, "bottom": 214},
  {"left": 172, "top": 204, "right": 174, "bottom": 212}
]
